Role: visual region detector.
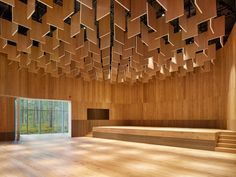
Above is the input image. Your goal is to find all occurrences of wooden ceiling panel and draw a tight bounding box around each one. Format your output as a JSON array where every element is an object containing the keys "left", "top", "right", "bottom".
[
  {"left": 130, "top": 0, "right": 146, "bottom": 21},
  {"left": 63, "top": 0, "right": 74, "bottom": 20},
  {"left": 124, "top": 34, "right": 135, "bottom": 50},
  {"left": 102, "top": 48, "right": 110, "bottom": 59},
  {"left": 57, "top": 23, "right": 72, "bottom": 44},
  {"left": 194, "top": 32, "right": 208, "bottom": 51},
  {"left": 155, "top": 16, "right": 169, "bottom": 39},
  {"left": 27, "top": 0, "right": 35, "bottom": 19},
  {"left": 30, "top": 20, "right": 46, "bottom": 44},
  {"left": 171, "top": 52, "right": 184, "bottom": 66},
  {"left": 112, "top": 51, "right": 121, "bottom": 63},
  {"left": 0, "top": 38, "right": 7, "bottom": 50},
  {"left": 195, "top": 0, "right": 217, "bottom": 23},
  {"left": 114, "top": 1, "right": 126, "bottom": 31},
  {"left": 183, "top": 59, "right": 194, "bottom": 72},
  {"left": 17, "top": 33, "right": 32, "bottom": 53},
  {"left": 38, "top": 0, "right": 53, "bottom": 8},
  {"left": 97, "top": 0, "right": 110, "bottom": 20},
  {"left": 28, "top": 60, "right": 40, "bottom": 73},
  {"left": 99, "top": 15, "right": 110, "bottom": 38},
  {"left": 127, "top": 17, "right": 140, "bottom": 39},
  {"left": 71, "top": 12, "right": 81, "bottom": 37},
  {"left": 141, "top": 23, "right": 149, "bottom": 46},
  {"left": 89, "top": 42, "right": 100, "bottom": 55},
  {"left": 183, "top": 43, "right": 198, "bottom": 60},
  {"left": 100, "top": 34, "right": 111, "bottom": 50},
  {"left": 5, "top": 44, "right": 20, "bottom": 62},
  {"left": 0, "top": 0, "right": 14, "bottom": 6},
  {"left": 41, "top": 36, "right": 54, "bottom": 54},
  {"left": 135, "top": 36, "right": 144, "bottom": 56},
  {"left": 77, "top": 0, "right": 93, "bottom": 9},
  {"left": 0, "top": 19, "right": 17, "bottom": 42},
  {"left": 123, "top": 48, "right": 132, "bottom": 59},
  {"left": 115, "top": 0, "right": 130, "bottom": 11},
  {"left": 148, "top": 32, "right": 160, "bottom": 51},
  {"left": 12, "top": 0, "right": 31, "bottom": 29},
  {"left": 208, "top": 16, "right": 225, "bottom": 41},
  {"left": 169, "top": 61, "right": 179, "bottom": 72},
  {"left": 146, "top": 3, "right": 158, "bottom": 31},
  {"left": 19, "top": 52, "right": 31, "bottom": 68},
  {"left": 113, "top": 41, "right": 123, "bottom": 55},
  {"left": 180, "top": 15, "right": 198, "bottom": 40},
  {"left": 93, "top": 53, "right": 101, "bottom": 63},
  {"left": 30, "top": 46, "right": 44, "bottom": 61},
  {"left": 59, "top": 52, "right": 71, "bottom": 66},
  {"left": 165, "top": 0, "right": 184, "bottom": 22},
  {"left": 64, "top": 40, "right": 77, "bottom": 55},
  {"left": 194, "top": 52, "right": 207, "bottom": 67},
  {"left": 80, "top": 4, "right": 95, "bottom": 31},
  {"left": 114, "top": 25, "right": 125, "bottom": 45},
  {"left": 57, "top": 42, "right": 65, "bottom": 59},
  {"left": 0, "top": 0, "right": 224, "bottom": 83},
  {"left": 156, "top": 0, "right": 168, "bottom": 10},
  {"left": 41, "top": 15, "right": 50, "bottom": 36},
  {"left": 102, "top": 57, "right": 110, "bottom": 66},
  {"left": 206, "top": 44, "right": 216, "bottom": 61},
  {"left": 75, "top": 29, "right": 85, "bottom": 49},
  {"left": 168, "top": 25, "right": 184, "bottom": 50},
  {"left": 46, "top": 4, "right": 64, "bottom": 30},
  {"left": 52, "top": 30, "right": 59, "bottom": 50},
  {"left": 87, "top": 25, "right": 98, "bottom": 45},
  {"left": 80, "top": 41, "right": 89, "bottom": 59}
]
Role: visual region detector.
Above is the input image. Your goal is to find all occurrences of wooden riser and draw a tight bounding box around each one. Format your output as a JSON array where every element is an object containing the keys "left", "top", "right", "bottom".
[
  {"left": 219, "top": 135, "right": 236, "bottom": 140},
  {"left": 215, "top": 147, "right": 236, "bottom": 153},
  {"left": 219, "top": 132, "right": 236, "bottom": 136},
  {"left": 93, "top": 132, "right": 216, "bottom": 151},
  {"left": 219, "top": 139, "right": 236, "bottom": 144},
  {"left": 217, "top": 143, "right": 236, "bottom": 149}
]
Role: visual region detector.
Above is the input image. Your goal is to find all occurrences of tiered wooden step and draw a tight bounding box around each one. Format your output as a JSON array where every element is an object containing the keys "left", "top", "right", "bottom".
[
  {"left": 215, "top": 132, "right": 236, "bottom": 153},
  {"left": 92, "top": 127, "right": 226, "bottom": 151}
]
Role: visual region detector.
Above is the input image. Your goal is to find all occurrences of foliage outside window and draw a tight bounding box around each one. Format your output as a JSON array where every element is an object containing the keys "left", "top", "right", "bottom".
[{"left": 20, "top": 99, "right": 69, "bottom": 134}]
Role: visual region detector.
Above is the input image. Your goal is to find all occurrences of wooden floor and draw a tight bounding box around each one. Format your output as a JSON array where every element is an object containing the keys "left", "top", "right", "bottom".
[{"left": 0, "top": 137, "right": 236, "bottom": 177}]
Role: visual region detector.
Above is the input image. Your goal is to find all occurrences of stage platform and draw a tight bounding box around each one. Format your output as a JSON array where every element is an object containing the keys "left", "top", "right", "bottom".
[{"left": 92, "top": 126, "right": 234, "bottom": 151}]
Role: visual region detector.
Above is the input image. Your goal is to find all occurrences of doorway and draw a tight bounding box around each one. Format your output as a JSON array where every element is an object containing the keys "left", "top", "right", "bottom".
[{"left": 16, "top": 98, "right": 71, "bottom": 139}]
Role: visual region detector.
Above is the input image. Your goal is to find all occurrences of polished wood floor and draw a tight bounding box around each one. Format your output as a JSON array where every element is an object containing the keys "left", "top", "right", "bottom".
[{"left": 0, "top": 136, "right": 236, "bottom": 177}]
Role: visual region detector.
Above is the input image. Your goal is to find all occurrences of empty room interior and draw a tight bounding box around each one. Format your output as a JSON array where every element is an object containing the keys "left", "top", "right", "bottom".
[{"left": 0, "top": 0, "right": 236, "bottom": 176}]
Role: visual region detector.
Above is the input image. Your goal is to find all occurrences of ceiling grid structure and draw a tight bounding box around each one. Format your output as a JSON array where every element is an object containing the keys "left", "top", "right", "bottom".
[{"left": 0, "top": 0, "right": 235, "bottom": 83}]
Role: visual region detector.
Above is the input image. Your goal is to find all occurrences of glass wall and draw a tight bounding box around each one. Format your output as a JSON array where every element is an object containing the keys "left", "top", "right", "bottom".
[{"left": 20, "top": 99, "right": 69, "bottom": 134}]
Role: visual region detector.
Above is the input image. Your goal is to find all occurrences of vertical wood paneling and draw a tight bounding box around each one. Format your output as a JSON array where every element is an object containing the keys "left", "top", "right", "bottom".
[{"left": 0, "top": 96, "right": 15, "bottom": 141}]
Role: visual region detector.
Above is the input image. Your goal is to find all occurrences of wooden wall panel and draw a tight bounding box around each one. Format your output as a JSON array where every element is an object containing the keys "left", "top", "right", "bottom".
[{"left": 0, "top": 96, "right": 15, "bottom": 141}]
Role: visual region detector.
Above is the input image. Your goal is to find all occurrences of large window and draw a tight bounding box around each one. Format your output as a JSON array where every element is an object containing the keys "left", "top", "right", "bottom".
[{"left": 20, "top": 99, "right": 69, "bottom": 134}]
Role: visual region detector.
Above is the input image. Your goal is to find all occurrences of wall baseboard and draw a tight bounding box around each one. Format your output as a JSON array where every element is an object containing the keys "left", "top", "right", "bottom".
[{"left": 0, "top": 132, "right": 15, "bottom": 141}]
